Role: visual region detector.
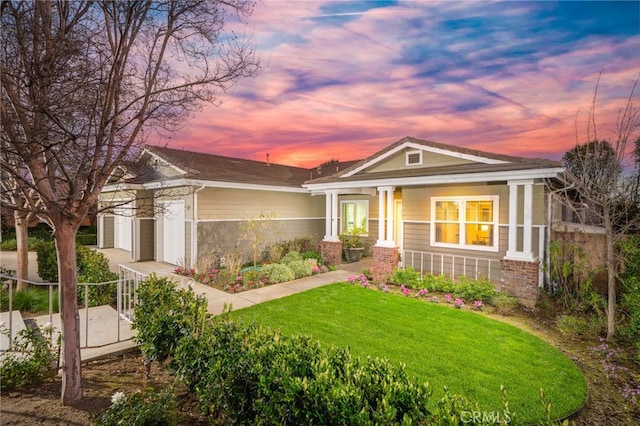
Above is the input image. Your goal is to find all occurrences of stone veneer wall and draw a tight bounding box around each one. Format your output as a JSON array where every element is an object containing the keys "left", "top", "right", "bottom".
[
  {"left": 321, "top": 241, "right": 342, "bottom": 266},
  {"left": 500, "top": 258, "right": 540, "bottom": 307}
]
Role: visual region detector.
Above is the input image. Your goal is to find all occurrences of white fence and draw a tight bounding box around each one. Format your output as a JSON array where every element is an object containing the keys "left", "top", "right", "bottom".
[
  {"left": 401, "top": 250, "right": 500, "bottom": 282},
  {"left": 1, "top": 265, "right": 148, "bottom": 353}
]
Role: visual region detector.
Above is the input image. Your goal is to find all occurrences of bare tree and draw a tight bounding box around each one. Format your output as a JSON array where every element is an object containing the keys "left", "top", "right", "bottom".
[
  {"left": 1, "top": 0, "right": 258, "bottom": 404},
  {"left": 552, "top": 76, "right": 640, "bottom": 340}
]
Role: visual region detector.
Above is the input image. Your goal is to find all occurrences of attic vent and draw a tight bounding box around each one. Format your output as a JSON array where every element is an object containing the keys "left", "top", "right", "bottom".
[{"left": 406, "top": 150, "right": 422, "bottom": 166}]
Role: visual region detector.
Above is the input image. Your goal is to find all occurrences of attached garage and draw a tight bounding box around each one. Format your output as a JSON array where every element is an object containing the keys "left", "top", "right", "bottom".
[
  {"left": 159, "top": 200, "right": 185, "bottom": 266},
  {"left": 113, "top": 207, "right": 132, "bottom": 252}
]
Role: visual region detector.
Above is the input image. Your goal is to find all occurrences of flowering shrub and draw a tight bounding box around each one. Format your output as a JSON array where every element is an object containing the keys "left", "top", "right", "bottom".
[
  {"left": 348, "top": 274, "right": 370, "bottom": 288},
  {"left": 454, "top": 298, "right": 464, "bottom": 308},
  {"left": 400, "top": 284, "right": 411, "bottom": 297},
  {"left": 174, "top": 266, "right": 220, "bottom": 285},
  {"left": 370, "top": 262, "right": 393, "bottom": 285},
  {"left": 444, "top": 293, "right": 453, "bottom": 303},
  {"left": 93, "top": 388, "right": 178, "bottom": 426},
  {"left": 473, "top": 300, "right": 484, "bottom": 310},
  {"left": 419, "top": 288, "right": 428, "bottom": 297}
]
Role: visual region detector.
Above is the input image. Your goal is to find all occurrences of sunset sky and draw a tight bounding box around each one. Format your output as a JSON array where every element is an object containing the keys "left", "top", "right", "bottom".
[{"left": 159, "top": 0, "right": 640, "bottom": 168}]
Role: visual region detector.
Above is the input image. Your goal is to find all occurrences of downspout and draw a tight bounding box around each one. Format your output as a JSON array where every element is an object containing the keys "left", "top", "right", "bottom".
[
  {"left": 545, "top": 190, "right": 552, "bottom": 288},
  {"left": 192, "top": 184, "right": 206, "bottom": 268}
]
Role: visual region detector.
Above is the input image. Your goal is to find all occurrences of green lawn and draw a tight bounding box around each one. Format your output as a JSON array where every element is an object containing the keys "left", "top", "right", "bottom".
[{"left": 232, "top": 283, "right": 587, "bottom": 423}]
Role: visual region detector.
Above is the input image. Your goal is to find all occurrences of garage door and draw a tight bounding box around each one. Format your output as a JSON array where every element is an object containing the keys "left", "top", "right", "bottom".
[
  {"left": 161, "top": 201, "right": 185, "bottom": 266},
  {"left": 114, "top": 208, "right": 132, "bottom": 252}
]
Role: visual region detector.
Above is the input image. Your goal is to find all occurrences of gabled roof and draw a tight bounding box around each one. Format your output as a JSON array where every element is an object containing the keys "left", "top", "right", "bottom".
[
  {"left": 304, "top": 136, "right": 562, "bottom": 186},
  {"left": 138, "top": 145, "right": 314, "bottom": 188}
]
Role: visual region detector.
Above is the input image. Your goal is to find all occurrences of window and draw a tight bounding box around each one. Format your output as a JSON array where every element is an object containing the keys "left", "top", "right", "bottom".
[
  {"left": 431, "top": 196, "right": 498, "bottom": 251},
  {"left": 341, "top": 200, "right": 368, "bottom": 234},
  {"left": 406, "top": 150, "right": 422, "bottom": 165}
]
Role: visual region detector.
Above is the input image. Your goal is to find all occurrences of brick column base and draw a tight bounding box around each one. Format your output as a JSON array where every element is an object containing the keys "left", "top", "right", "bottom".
[
  {"left": 373, "top": 246, "right": 399, "bottom": 271},
  {"left": 500, "top": 258, "right": 540, "bottom": 307},
  {"left": 321, "top": 240, "right": 342, "bottom": 266}
]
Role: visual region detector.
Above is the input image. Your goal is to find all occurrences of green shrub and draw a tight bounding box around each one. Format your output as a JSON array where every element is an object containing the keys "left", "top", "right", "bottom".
[
  {"left": 36, "top": 242, "right": 59, "bottom": 282},
  {"left": 92, "top": 387, "right": 178, "bottom": 426},
  {"left": 11, "top": 288, "right": 47, "bottom": 312},
  {"left": 281, "top": 251, "right": 303, "bottom": 264},
  {"left": 287, "top": 259, "right": 313, "bottom": 279},
  {"left": 0, "top": 322, "right": 58, "bottom": 390},
  {"left": 132, "top": 274, "right": 209, "bottom": 366},
  {"left": 618, "top": 235, "right": 640, "bottom": 352},
  {"left": 261, "top": 263, "right": 295, "bottom": 283},
  {"left": 557, "top": 314, "right": 603, "bottom": 337},
  {"left": 491, "top": 291, "right": 519, "bottom": 315},
  {"left": 75, "top": 233, "right": 97, "bottom": 246},
  {"left": 0, "top": 239, "right": 17, "bottom": 250},
  {"left": 173, "top": 315, "right": 433, "bottom": 425},
  {"left": 453, "top": 276, "right": 496, "bottom": 303},
  {"left": 36, "top": 242, "right": 117, "bottom": 306},
  {"left": 390, "top": 266, "right": 421, "bottom": 288},
  {"left": 301, "top": 250, "right": 323, "bottom": 265},
  {"left": 421, "top": 274, "right": 455, "bottom": 293}
]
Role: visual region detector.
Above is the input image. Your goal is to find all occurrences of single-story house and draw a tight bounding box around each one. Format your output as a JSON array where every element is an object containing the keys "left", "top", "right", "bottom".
[{"left": 98, "top": 136, "right": 565, "bottom": 305}]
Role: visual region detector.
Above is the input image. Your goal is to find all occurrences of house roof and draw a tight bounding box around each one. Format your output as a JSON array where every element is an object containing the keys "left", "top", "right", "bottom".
[
  {"left": 304, "top": 136, "right": 562, "bottom": 186},
  {"left": 138, "top": 145, "right": 315, "bottom": 188}
]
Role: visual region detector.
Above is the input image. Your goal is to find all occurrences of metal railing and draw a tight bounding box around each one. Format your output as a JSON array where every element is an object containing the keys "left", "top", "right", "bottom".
[
  {"left": 401, "top": 250, "right": 500, "bottom": 282},
  {"left": 1, "top": 266, "right": 148, "bottom": 353}
]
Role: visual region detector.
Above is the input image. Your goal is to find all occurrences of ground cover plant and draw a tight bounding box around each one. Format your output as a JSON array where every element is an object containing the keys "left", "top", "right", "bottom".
[
  {"left": 232, "top": 283, "right": 588, "bottom": 423},
  {"left": 174, "top": 245, "right": 329, "bottom": 293}
]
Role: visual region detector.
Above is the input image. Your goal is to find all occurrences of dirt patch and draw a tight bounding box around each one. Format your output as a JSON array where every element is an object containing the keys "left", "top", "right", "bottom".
[{"left": 2, "top": 303, "right": 639, "bottom": 425}]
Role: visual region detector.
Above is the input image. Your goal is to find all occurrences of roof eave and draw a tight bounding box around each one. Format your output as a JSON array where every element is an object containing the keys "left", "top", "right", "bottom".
[{"left": 303, "top": 167, "right": 564, "bottom": 191}]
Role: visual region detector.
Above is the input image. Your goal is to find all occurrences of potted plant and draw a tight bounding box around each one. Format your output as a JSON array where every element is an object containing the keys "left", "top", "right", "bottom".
[{"left": 339, "top": 227, "right": 365, "bottom": 262}]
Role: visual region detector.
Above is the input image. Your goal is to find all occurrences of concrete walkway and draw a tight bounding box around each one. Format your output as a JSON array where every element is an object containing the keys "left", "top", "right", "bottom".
[{"left": 0, "top": 248, "right": 367, "bottom": 362}]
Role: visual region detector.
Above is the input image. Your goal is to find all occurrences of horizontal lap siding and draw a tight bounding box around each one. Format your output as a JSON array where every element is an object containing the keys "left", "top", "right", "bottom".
[{"left": 198, "top": 188, "right": 324, "bottom": 219}]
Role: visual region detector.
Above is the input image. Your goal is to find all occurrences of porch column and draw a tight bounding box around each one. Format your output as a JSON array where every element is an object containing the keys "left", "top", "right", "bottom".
[
  {"left": 505, "top": 180, "right": 534, "bottom": 261},
  {"left": 502, "top": 179, "right": 538, "bottom": 307},
  {"left": 376, "top": 186, "right": 395, "bottom": 248},
  {"left": 321, "top": 190, "right": 342, "bottom": 266},
  {"left": 324, "top": 190, "right": 339, "bottom": 242}
]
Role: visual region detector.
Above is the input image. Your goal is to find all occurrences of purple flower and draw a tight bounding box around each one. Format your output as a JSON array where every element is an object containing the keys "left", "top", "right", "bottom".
[
  {"left": 454, "top": 298, "right": 464, "bottom": 307},
  {"left": 402, "top": 288, "right": 411, "bottom": 297},
  {"left": 419, "top": 288, "right": 427, "bottom": 296},
  {"left": 444, "top": 293, "right": 453, "bottom": 302},
  {"left": 473, "top": 300, "right": 484, "bottom": 309},
  {"left": 383, "top": 285, "right": 390, "bottom": 293}
]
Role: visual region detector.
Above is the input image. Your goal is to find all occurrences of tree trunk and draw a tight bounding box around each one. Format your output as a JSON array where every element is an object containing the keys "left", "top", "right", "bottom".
[
  {"left": 605, "top": 214, "right": 616, "bottom": 340},
  {"left": 54, "top": 219, "right": 83, "bottom": 405},
  {"left": 14, "top": 210, "right": 29, "bottom": 291}
]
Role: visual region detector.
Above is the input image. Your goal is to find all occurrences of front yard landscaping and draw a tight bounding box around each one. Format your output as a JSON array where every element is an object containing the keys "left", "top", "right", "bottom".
[{"left": 233, "top": 283, "right": 588, "bottom": 424}]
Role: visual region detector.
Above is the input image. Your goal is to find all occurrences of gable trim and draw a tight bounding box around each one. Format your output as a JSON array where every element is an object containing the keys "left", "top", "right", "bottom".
[
  {"left": 143, "top": 178, "right": 309, "bottom": 193},
  {"left": 143, "top": 149, "right": 189, "bottom": 175},
  {"left": 343, "top": 141, "right": 508, "bottom": 177},
  {"left": 305, "top": 167, "right": 563, "bottom": 191}
]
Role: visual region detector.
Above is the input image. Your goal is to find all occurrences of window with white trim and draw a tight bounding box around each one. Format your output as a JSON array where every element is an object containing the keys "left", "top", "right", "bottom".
[
  {"left": 431, "top": 196, "right": 498, "bottom": 251},
  {"left": 341, "top": 200, "right": 368, "bottom": 234}
]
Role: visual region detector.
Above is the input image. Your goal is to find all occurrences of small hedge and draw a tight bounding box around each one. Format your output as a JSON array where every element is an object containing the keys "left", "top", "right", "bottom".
[
  {"left": 129, "top": 277, "right": 517, "bottom": 425},
  {"left": 36, "top": 242, "right": 117, "bottom": 306}
]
